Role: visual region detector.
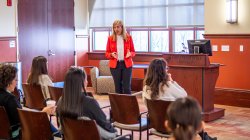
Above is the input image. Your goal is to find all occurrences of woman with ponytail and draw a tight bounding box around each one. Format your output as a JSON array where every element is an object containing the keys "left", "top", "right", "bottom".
[
  {"left": 57, "top": 67, "right": 117, "bottom": 139},
  {"left": 165, "top": 97, "right": 204, "bottom": 140}
]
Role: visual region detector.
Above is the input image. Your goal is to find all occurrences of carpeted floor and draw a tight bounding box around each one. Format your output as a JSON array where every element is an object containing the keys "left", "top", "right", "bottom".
[{"left": 53, "top": 88, "right": 250, "bottom": 140}]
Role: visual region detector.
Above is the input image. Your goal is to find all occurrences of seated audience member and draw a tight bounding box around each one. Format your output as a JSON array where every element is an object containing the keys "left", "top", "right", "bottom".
[
  {"left": 0, "top": 64, "right": 60, "bottom": 139},
  {"left": 56, "top": 67, "right": 117, "bottom": 139},
  {"left": 165, "top": 96, "right": 203, "bottom": 140},
  {"left": 142, "top": 58, "right": 187, "bottom": 104},
  {"left": 165, "top": 97, "right": 216, "bottom": 140},
  {"left": 143, "top": 59, "right": 216, "bottom": 140},
  {"left": 27, "top": 56, "right": 53, "bottom": 99}
]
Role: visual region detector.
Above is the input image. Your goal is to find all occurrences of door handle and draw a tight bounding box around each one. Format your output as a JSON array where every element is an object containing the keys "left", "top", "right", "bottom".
[{"left": 48, "top": 50, "right": 55, "bottom": 56}]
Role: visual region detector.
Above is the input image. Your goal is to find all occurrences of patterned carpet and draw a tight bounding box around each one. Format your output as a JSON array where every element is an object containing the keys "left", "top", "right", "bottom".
[{"left": 54, "top": 89, "right": 250, "bottom": 140}]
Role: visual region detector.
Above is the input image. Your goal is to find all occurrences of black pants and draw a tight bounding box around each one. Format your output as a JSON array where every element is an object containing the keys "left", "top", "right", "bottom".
[{"left": 110, "top": 61, "right": 132, "bottom": 94}]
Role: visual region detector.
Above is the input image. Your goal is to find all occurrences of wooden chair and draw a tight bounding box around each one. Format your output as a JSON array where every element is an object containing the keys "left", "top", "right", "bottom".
[
  {"left": 108, "top": 93, "right": 148, "bottom": 140},
  {"left": 22, "top": 83, "right": 46, "bottom": 110},
  {"left": 0, "top": 106, "right": 13, "bottom": 139},
  {"left": 48, "top": 86, "right": 63, "bottom": 103},
  {"left": 62, "top": 117, "right": 131, "bottom": 140},
  {"left": 17, "top": 109, "right": 53, "bottom": 140},
  {"left": 146, "top": 99, "right": 172, "bottom": 139}
]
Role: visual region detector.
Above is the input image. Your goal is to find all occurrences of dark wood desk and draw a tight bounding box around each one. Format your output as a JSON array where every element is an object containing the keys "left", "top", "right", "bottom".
[
  {"left": 164, "top": 53, "right": 225, "bottom": 122},
  {"left": 133, "top": 64, "right": 149, "bottom": 75}
]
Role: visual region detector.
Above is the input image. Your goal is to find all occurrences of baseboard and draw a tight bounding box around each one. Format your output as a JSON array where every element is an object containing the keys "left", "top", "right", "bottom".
[{"left": 214, "top": 88, "right": 250, "bottom": 108}]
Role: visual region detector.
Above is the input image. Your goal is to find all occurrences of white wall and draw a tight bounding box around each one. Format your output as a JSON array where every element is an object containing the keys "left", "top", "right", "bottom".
[
  {"left": 74, "top": 0, "right": 88, "bottom": 35},
  {"left": 0, "top": 0, "right": 17, "bottom": 37},
  {"left": 205, "top": 0, "right": 250, "bottom": 34}
]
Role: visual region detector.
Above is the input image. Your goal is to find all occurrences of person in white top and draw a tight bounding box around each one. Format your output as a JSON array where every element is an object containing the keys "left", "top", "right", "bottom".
[
  {"left": 27, "top": 56, "right": 53, "bottom": 99},
  {"left": 142, "top": 58, "right": 187, "bottom": 104}
]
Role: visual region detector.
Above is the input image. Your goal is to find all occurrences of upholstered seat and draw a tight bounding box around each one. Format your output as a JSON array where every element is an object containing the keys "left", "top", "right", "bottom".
[{"left": 90, "top": 60, "right": 115, "bottom": 94}]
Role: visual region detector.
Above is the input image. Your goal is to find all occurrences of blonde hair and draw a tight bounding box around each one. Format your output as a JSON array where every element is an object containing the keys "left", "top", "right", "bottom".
[{"left": 111, "top": 19, "right": 127, "bottom": 41}]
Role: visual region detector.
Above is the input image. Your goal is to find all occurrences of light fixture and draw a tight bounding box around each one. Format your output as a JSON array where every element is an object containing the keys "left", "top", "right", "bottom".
[{"left": 226, "top": 0, "right": 238, "bottom": 23}]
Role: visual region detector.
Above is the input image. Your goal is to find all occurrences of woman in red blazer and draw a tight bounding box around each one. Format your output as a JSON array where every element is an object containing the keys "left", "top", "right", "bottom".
[{"left": 105, "top": 20, "right": 135, "bottom": 94}]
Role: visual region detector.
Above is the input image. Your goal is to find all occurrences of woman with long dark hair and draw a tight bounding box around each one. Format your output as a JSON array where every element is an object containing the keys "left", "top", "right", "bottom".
[
  {"left": 143, "top": 58, "right": 187, "bottom": 103},
  {"left": 27, "top": 56, "right": 53, "bottom": 99},
  {"left": 57, "top": 67, "right": 117, "bottom": 139}
]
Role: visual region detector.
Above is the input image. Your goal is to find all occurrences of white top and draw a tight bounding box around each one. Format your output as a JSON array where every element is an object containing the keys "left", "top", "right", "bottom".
[
  {"left": 38, "top": 74, "right": 53, "bottom": 99},
  {"left": 142, "top": 81, "right": 187, "bottom": 104},
  {"left": 117, "top": 35, "right": 124, "bottom": 61}
]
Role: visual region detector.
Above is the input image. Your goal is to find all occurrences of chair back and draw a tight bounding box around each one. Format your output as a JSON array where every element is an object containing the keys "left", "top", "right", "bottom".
[
  {"left": 109, "top": 93, "right": 140, "bottom": 124},
  {"left": 146, "top": 99, "right": 172, "bottom": 133},
  {"left": 99, "top": 60, "right": 111, "bottom": 76},
  {"left": 0, "top": 106, "right": 11, "bottom": 139},
  {"left": 48, "top": 86, "right": 63, "bottom": 103},
  {"left": 17, "top": 109, "right": 53, "bottom": 140},
  {"left": 62, "top": 117, "right": 101, "bottom": 140},
  {"left": 22, "top": 83, "right": 46, "bottom": 110}
]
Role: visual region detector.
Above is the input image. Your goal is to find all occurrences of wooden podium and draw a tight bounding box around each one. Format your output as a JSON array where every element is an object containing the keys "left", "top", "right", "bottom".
[{"left": 164, "top": 53, "right": 225, "bottom": 122}]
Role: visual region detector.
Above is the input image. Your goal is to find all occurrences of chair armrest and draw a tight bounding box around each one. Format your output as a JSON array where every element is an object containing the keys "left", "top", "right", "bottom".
[
  {"left": 90, "top": 67, "right": 99, "bottom": 93},
  {"left": 132, "top": 91, "right": 142, "bottom": 96},
  {"left": 101, "top": 105, "right": 111, "bottom": 109},
  {"left": 113, "top": 134, "right": 132, "bottom": 140}
]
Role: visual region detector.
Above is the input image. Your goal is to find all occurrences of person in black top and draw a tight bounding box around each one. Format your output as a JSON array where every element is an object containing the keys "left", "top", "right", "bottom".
[
  {"left": 57, "top": 67, "right": 117, "bottom": 139},
  {"left": 0, "top": 64, "right": 60, "bottom": 139}
]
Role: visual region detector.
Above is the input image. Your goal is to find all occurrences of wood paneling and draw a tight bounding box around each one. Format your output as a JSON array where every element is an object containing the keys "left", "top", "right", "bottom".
[
  {"left": 214, "top": 88, "right": 250, "bottom": 108},
  {"left": 0, "top": 37, "right": 17, "bottom": 62},
  {"left": 47, "top": 0, "right": 75, "bottom": 81},
  {"left": 204, "top": 34, "right": 250, "bottom": 90},
  {"left": 18, "top": 0, "right": 48, "bottom": 82}
]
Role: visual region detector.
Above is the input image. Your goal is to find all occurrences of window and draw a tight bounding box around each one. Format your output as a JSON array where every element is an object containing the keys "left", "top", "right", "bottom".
[
  {"left": 130, "top": 31, "right": 148, "bottom": 52},
  {"left": 89, "top": 0, "right": 205, "bottom": 52},
  {"left": 173, "top": 30, "right": 194, "bottom": 53},
  {"left": 91, "top": 28, "right": 204, "bottom": 52},
  {"left": 92, "top": 31, "right": 110, "bottom": 51},
  {"left": 150, "top": 30, "right": 169, "bottom": 52},
  {"left": 89, "top": 0, "right": 204, "bottom": 27}
]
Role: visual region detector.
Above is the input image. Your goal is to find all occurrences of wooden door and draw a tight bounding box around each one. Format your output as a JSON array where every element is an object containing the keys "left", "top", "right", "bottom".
[
  {"left": 18, "top": 0, "right": 49, "bottom": 82},
  {"left": 47, "top": 0, "right": 75, "bottom": 81},
  {"left": 18, "top": 0, "right": 75, "bottom": 82}
]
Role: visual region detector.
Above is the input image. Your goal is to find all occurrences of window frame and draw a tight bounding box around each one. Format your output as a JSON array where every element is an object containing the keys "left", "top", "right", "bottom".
[{"left": 90, "top": 26, "right": 204, "bottom": 53}]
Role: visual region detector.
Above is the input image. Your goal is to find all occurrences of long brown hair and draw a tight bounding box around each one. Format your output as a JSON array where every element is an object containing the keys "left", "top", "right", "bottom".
[
  {"left": 27, "top": 56, "right": 49, "bottom": 85},
  {"left": 111, "top": 19, "right": 128, "bottom": 41},
  {"left": 167, "top": 97, "right": 202, "bottom": 140},
  {"left": 144, "top": 58, "right": 169, "bottom": 99},
  {"left": 57, "top": 67, "right": 87, "bottom": 119}
]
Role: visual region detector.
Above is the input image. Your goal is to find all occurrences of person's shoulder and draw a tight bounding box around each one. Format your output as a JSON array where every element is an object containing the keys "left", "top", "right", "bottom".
[
  {"left": 83, "top": 94, "right": 96, "bottom": 103},
  {"left": 0, "top": 89, "right": 15, "bottom": 99},
  {"left": 108, "top": 35, "right": 113, "bottom": 40},
  {"left": 40, "top": 74, "right": 50, "bottom": 79},
  {"left": 126, "top": 33, "right": 132, "bottom": 38}
]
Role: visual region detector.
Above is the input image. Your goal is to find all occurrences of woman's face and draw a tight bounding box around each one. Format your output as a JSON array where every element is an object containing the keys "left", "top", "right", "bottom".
[
  {"left": 7, "top": 75, "right": 17, "bottom": 92},
  {"left": 113, "top": 24, "right": 123, "bottom": 35}
]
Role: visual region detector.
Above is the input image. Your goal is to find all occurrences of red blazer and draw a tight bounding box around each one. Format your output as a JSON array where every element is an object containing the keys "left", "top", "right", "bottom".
[{"left": 105, "top": 34, "right": 135, "bottom": 68}]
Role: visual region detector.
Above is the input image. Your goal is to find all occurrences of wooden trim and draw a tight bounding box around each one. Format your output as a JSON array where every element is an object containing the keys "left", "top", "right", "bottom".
[
  {"left": 0, "top": 36, "right": 17, "bottom": 41},
  {"left": 87, "top": 52, "right": 163, "bottom": 62},
  {"left": 204, "top": 34, "right": 250, "bottom": 38},
  {"left": 214, "top": 88, "right": 250, "bottom": 108},
  {"left": 75, "top": 35, "right": 89, "bottom": 38}
]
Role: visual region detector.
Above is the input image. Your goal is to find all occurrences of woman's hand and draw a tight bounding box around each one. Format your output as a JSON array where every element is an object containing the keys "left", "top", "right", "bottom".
[
  {"left": 111, "top": 52, "right": 117, "bottom": 59},
  {"left": 42, "top": 106, "right": 56, "bottom": 115},
  {"left": 126, "top": 49, "right": 131, "bottom": 58},
  {"left": 168, "top": 73, "right": 173, "bottom": 81}
]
